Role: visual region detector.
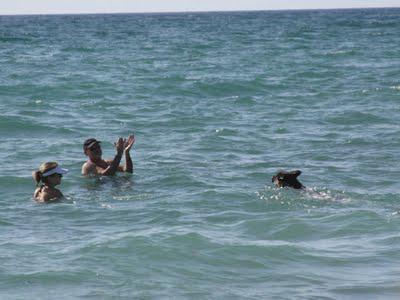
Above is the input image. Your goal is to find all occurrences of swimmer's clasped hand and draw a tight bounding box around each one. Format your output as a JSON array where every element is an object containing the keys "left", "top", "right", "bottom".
[
  {"left": 114, "top": 137, "right": 125, "bottom": 155},
  {"left": 124, "top": 134, "right": 135, "bottom": 153}
]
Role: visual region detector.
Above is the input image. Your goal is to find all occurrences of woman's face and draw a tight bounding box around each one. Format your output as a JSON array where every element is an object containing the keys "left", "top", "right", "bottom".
[{"left": 46, "top": 173, "right": 62, "bottom": 186}]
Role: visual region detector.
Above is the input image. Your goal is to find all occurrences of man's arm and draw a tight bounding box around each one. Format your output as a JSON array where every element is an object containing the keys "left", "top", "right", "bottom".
[
  {"left": 100, "top": 137, "right": 124, "bottom": 176},
  {"left": 123, "top": 134, "right": 135, "bottom": 173},
  {"left": 124, "top": 152, "right": 133, "bottom": 173},
  {"left": 101, "top": 153, "right": 122, "bottom": 175}
]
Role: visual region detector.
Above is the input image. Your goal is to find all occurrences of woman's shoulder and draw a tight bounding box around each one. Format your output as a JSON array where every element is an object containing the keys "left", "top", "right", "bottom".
[
  {"left": 34, "top": 186, "right": 42, "bottom": 199},
  {"left": 34, "top": 186, "right": 63, "bottom": 202}
]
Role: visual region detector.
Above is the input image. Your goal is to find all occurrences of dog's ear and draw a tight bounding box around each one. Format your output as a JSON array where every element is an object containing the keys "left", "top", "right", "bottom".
[
  {"left": 293, "top": 170, "right": 301, "bottom": 177},
  {"left": 283, "top": 170, "right": 301, "bottom": 178}
]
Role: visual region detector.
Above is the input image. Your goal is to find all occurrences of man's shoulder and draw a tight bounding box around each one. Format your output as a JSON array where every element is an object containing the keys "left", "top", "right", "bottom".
[{"left": 82, "top": 161, "right": 96, "bottom": 175}]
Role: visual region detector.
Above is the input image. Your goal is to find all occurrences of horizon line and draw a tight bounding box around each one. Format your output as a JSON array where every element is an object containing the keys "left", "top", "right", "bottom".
[{"left": 1, "top": 6, "right": 399, "bottom": 17}]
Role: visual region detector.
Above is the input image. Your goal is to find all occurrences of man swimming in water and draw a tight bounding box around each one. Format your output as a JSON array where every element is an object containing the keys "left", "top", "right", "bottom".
[{"left": 81, "top": 135, "right": 135, "bottom": 176}]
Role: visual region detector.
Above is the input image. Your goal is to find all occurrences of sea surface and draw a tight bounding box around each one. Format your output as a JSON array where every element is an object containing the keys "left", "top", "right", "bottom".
[{"left": 1, "top": 8, "right": 400, "bottom": 299}]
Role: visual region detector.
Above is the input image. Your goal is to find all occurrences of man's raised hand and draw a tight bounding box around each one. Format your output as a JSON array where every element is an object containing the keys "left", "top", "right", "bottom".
[
  {"left": 124, "top": 134, "right": 135, "bottom": 153},
  {"left": 114, "top": 137, "right": 125, "bottom": 154}
]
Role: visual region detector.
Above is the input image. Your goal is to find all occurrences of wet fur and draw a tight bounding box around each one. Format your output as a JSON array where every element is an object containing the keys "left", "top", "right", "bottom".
[{"left": 272, "top": 170, "right": 305, "bottom": 189}]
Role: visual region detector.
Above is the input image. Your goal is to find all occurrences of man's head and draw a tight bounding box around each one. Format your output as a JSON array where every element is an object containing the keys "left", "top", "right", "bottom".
[
  {"left": 83, "top": 138, "right": 102, "bottom": 159},
  {"left": 272, "top": 170, "right": 304, "bottom": 189}
]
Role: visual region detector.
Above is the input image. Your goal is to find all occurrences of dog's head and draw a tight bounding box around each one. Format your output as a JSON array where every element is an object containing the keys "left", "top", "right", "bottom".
[{"left": 272, "top": 170, "right": 304, "bottom": 189}]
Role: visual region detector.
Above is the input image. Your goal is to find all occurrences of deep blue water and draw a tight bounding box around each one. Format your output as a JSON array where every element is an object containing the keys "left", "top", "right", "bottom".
[{"left": 1, "top": 8, "right": 400, "bottom": 299}]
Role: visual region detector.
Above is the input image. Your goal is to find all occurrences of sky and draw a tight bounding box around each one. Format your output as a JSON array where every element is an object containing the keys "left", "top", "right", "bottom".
[{"left": 1, "top": 0, "right": 400, "bottom": 15}]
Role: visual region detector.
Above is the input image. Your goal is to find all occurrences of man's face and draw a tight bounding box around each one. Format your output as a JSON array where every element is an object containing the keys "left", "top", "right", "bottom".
[{"left": 86, "top": 143, "right": 102, "bottom": 159}]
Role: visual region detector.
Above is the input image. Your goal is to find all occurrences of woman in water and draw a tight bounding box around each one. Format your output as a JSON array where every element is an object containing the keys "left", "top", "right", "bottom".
[{"left": 32, "top": 162, "right": 68, "bottom": 202}]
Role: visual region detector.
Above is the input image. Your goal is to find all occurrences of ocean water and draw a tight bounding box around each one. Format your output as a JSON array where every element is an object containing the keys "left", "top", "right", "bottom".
[{"left": 1, "top": 8, "right": 400, "bottom": 299}]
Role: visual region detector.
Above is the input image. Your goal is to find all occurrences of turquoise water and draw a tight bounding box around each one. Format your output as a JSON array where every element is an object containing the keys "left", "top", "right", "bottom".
[{"left": 1, "top": 8, "right": 400, "bottom": 298}]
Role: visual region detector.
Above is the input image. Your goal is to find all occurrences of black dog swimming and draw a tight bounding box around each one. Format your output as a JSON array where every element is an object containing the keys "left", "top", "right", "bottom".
[{"left": 272, "top": 170, "right": 305, "bottom": 189}]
